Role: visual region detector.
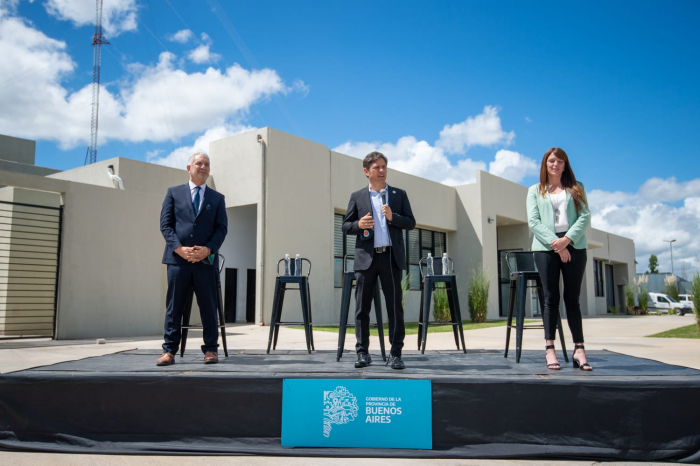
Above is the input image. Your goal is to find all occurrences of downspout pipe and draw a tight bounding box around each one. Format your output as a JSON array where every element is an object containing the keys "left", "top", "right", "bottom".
[{"left": 256, "top": 134, "right": 266, "bottom": 325}]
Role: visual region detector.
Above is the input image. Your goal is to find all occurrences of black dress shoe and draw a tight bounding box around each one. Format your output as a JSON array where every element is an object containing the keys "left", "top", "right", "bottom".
[
  {"left": 355, "top": 353, "right": 372, "bottom": 368},
  {"left": 388, "top": 354, "right": 405, "bottom": 370}
]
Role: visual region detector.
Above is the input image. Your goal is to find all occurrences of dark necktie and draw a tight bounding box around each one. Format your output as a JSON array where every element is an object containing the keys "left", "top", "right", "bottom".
[{"left": 193, "top": 186, "right": 200, "bottom": 216}]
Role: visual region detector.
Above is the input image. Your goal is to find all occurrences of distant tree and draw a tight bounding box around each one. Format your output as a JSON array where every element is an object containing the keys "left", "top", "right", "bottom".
[{"left": 648, "top": 254, "right": 659, "bottom": 274}]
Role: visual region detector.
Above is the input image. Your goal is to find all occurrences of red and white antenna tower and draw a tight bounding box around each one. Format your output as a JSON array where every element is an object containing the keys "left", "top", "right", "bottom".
[{"left": 84, "top": 0, "right": 109, "bottom": 165}]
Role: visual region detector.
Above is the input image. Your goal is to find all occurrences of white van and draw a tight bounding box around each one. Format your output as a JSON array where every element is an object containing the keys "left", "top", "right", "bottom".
[
  {"left": 648, "top": 292, "right": 693, "bottom": 316},
  {"left": 678, "top": 294, "right": 695, "bottom": 310}
]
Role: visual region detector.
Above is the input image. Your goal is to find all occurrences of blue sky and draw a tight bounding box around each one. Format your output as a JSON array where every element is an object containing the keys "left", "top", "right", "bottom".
[{"left": 1, "top": 0, "right": 699, "bottom": 275}]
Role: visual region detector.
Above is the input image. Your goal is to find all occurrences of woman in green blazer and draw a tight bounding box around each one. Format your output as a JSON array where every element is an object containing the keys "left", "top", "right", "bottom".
[{"left": 526, "top": 147, "right": 592, "bottom": 371}]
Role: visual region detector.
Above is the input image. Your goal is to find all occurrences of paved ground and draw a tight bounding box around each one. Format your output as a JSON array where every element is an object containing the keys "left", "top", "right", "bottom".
[
  {"left": 1, "top": 314, "right": 697, "bottom": 465},
  {"left": 1, "top": 314, "right": 698, "bottom": 373}
]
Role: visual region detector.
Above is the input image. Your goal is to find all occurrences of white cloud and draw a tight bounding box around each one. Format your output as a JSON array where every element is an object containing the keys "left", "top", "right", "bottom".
[
  {"left": 188, "top": 44, "right": 221, "bottom": 64},
  {"left": 333, "top": 138, "right": 530, "bottom": 187},
  {"left": 168, "top": 29, "right": 193, "bottom": 43},
  {"left": 335, "top": 136, "right": 484, "bottom": 185},
  {"left": 145, "top": 149, "right": 162, "bottom": 159},
  {"left": 147, "top": 124, "right": 254, "bottom": 168},
  {"left": 290, "top": 79, "right": 310, "bottom": 97},
  {"left": 589, "top": 183, "right": 700, "bottom": 275},
  {"left": 488, "top": 149, "right": 539, "bottom": 183},
  {"left": 187, "top": 33, "right": 221, "bottom": 64},
  {"left": 436, "top": 105, "right": 515, "bottom": 154},
  {"left": 442, "top": 158, "right": 488, "bottom": 186},
  {"left": 0, "top": 0, "right": 19, "bottom": 12},
  {"left": 637, "top": 177, "right": 700, "bottom": 203},
  {"left": 0, "top": 10, "right": 305, "bottom": 149},
  {"left": 0, "top": 11, "right": 79, "bottom": 145},
  {"left": 333, "top": 108, "right": 534, "bottom": 186},
  {"left": 44, "top": 0, "right": 138, "bottom": 37}
]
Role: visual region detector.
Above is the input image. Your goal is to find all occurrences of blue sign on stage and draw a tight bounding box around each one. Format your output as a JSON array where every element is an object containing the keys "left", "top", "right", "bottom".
[{"left": 281, "top": 379, "right": 432, "bottom": 449}]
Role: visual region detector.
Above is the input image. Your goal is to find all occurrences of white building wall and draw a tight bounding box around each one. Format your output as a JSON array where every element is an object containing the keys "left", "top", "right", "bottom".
[
  {"left": 0, "top": 129, "right": 638, "bottom": 340},
  {"left": 468, "top": 171, "right": 532, "bottom": 320},
  {"left": 0, "top": 169, "right": 168, "bottom": 339},
  {"left": 584, "top": 229, "right": 636, "bottom": 314},
  {"left": 209, "top": 129, "right": 265, "bottom": 323},
  {"left": 259, "top": 129, "right": 333, "bottom": 326},
  {"left": 48, "top": 157, "right": 190, "bottom": 194}
]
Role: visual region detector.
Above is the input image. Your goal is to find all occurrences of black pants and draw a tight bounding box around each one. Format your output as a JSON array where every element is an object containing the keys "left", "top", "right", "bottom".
[
  {"left": 354, "top": 249, "right": 405, "bottom": 356},
  {"left": 163, "top": 264, "right": 220, "bottom": 354},
  {"left": 534, "top": 246, "right": 587, "bottom": 342}
]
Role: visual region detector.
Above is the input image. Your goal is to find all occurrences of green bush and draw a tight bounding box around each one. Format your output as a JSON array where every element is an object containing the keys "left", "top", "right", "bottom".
[
  {"left": 467, "top": 265, "right": 490, "bottom": 323},
  {"left": 625, "top": 280, "right": 636, "bottom": 314},
  {"left": 691, "top": 274, "right": 700, "bottom": 331},
  {"left": 638, "top": 285, "right": 649, "bottom": 315},
  {"left": 433, "top": 288, "right": 451, "bottom": 322},
  {"left": 664, "top": 275, "right": 680, "bottom": 301},
  {"left": 669, "top": 309, "right": 678, "bottom": 315},
  {"left": 608, "top": 305, "right": 619, "bottom": 315}
]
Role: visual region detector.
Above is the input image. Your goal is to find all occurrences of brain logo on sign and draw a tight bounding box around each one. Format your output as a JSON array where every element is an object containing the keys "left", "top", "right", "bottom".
[{"left": 323, "top": 386, "right": 358, "bottom": 437}]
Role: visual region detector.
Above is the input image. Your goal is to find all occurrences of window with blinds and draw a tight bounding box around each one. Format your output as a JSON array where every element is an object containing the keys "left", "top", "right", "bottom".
[
  {"left": 407, "top": 228, "right": 447, "bottom": 290},
  {"left": 334, "top": 214, "right": 355, "bottom": 287},
  {"left": 407, "top": 229, "right": 421, "bottom": 290}
]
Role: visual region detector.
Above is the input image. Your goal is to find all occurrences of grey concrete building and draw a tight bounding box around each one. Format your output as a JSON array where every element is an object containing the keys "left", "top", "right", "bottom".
[{"left": 0, "top": 130, "right": 636, "bottom": 339}]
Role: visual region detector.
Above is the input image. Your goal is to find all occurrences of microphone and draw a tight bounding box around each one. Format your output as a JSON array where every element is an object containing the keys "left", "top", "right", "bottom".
[{"left": 380, "top": 188, "right": 386, "bottom": 206}]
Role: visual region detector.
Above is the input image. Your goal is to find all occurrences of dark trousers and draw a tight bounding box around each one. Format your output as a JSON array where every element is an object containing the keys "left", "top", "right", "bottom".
[
  {"left": 163, "top": 263, "right": 219, "bottom": 354},
  {"left": 534, "top": 246, "right": 587, "bottom": 342},
  {"left": 354, "top": 249, "right": 405, "bottom": 356}
]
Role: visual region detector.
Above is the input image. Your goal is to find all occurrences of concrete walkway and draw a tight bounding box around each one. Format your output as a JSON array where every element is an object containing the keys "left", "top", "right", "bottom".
[
  {"left": 0, "top": 453, "right": 679, "bottom": 466},
  {"left": 1, "top": 314, "right": 698, "bottom": 373}
]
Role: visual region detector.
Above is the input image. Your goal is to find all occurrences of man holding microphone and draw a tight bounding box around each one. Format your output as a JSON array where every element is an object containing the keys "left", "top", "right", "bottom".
[{"left": 343, "top": 151, "right": 416, "bottom": 370}]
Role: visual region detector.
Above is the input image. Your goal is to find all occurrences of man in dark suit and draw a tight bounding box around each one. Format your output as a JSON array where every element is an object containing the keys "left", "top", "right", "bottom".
[
  {"left": 343, "top": 151, "right": 416, "bottom": 369},
  {"left": 157, "top": 152, "right": 228, "bottom": 366}
]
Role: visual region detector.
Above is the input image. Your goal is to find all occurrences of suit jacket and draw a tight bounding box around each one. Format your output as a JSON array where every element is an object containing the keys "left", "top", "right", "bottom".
[
  {"left": 160, "top": 184, "right": 228, "bottom": 266},
  {"left": 526, "top": 182, "right": 590, "bottom": 251},
  {"left": 342, "top": 185, "right": 415, "bottom": 271}
]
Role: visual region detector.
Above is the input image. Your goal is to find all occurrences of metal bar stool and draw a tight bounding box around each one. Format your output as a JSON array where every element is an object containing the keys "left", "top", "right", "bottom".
[
  {"left": 417, "top": 257, "right": 467, "bottom": 354},
  {"left": 336, "top": 255, "right": 387, "bottom": 362},
  {"left": 504, "top": 251, "right": 568, "bottom": 363},
  {"left": 180, "top": 254, "right": 229, "bottom": 358},
  {"left": 266, "top": 257, "right": 314, "bottom": 354}
]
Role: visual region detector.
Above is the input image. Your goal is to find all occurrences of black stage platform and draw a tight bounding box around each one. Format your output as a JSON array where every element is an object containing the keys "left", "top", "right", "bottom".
[{"left": 1, "top": 349, "right": 699, "bottom": 462}]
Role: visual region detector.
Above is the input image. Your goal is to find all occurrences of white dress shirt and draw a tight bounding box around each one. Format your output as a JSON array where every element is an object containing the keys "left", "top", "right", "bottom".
[
  {"left": 189, "top": 181, "right": 206, "bottom": 213},
  {"left": 549, "top": 190, "right": 569, "bottom": 233},
  {"left": 369, "top": 184, "right": 392, "bottom": 248}
]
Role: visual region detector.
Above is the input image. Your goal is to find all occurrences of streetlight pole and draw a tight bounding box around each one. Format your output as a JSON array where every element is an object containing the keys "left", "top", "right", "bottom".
[{"left": 663, "top": 239, "right": 676, "bottom": 275}]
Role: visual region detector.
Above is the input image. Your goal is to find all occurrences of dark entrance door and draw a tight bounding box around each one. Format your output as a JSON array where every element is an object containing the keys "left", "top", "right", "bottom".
[
  {"left": 224, "top": 268, "right": 237, "bottom": 323},
  {"left": 246, "top": 269, "right": 256, "bottom": 323},
  {"left": 605, "top": 264, "right": 615, "bottom": 312}
]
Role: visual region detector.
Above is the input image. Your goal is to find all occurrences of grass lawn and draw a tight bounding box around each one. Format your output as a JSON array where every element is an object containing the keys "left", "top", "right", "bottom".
[
  {"left": 647, "top": 324, "right": 700, "bottom": 339},
  {"left": 295, "top": 319, "right": 536, "bottom": 336}
]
